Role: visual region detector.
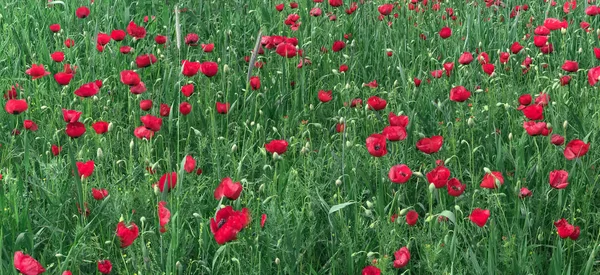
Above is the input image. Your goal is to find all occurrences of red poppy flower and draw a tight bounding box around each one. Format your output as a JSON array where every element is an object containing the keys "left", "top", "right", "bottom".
[
  {"left": 339, "top": 64, "right": 349, "bottom": 72},
  {"left": 159, "top": 103, "right": 170, "bottom": 117},
  {"left": 510, "top": 42, "right": 523, "bottom": 54},
  {"left": 135, "top": 54, "right": 157, "bottom": 68},
  {"left": 383, "top": 126, "right": 407, "bottom": 141},
  {"left": 155, "top": 172, "right": 177, "bottom": 192},
  {"left": 378, "top": 3, "right": 394, "bottom": 15},
  {"left": 405, "top": 210, "right": 418, "bottom": 226},
  {"left": 119, "top": 46, "right": 132, "bottom": 54},
  {"left": 154, "top": 35, "right": 167, "bottom": 45},
  {"left": 214, "top": 177, "right": 243, "bottom": 200},
  {"left": 439, "top": 26, "right": 452, "bottom": 39},
  {"left": 588, "top": 66, "right": 600, "bottom": 86},
  {"left": 551, "top": 134, "right": 565, "bottom": 145},
  {"left": 560, "top": 75, "right": 571, "bottom": 86},
  {"left": 75, "top": 6, "right": 90, "bottom": 18},
  {"left": 362, "top": 266, "right": 381, "bottom": 275},
  {"left": 210, "top": 206, "right": 251, "bottom": 244},
  {"left": 181, "top": 60, "right": 201, "bottom": 77},
  {"left": 120, "top": 70, "right": 141, "bottom": 86},
  {"left": 92, "top": 121, "right": 109, "bottom": 134},
  {"left": 97, "top": 260, "right": 112, "bottom": 274},
  {"left": 449, "top": 86, "right": 471, "bottom": 102},
  {"left": 24, "top": 120, "right": 38, "bottom": 131},
  {"left": 310, "top": 7, "right": 322, "bottom": 16},
  {"left": 447, "top": 178, "right": 466, "bottom": 197},
  {"left": 388, "top": 164, "right": 412, "bottom": 184},
  {"left": 265, "top": 140, "right": 289, "bottom": 154},
  {"left": 554, "top": 218, "right": 575, "bottom": 238},
  {"left": 64, "top": 38, "right": 75, "bottom": 48},
  {"left": 216, "top": 102, "right": 230, "bottom": 114},
  {"left": 181, "top": 84, "right": 194, "bottom": 97},
  {"left": 62, "top": 109, "right": 81, "bottom": 123},
  {"left": 129, "top": 82, "right": 146, "bottom": 95},
  {"left": 318, "top": 90, "right": 332, "bottom": 103},
  {"left": 367, "top": 96, "right": 386, "bottom": 111},
  {"left": 74, "top": 82, "right": 100, "bottom": 97},
  {"left": 49, "top": 24, "right": 61, "bottom": 32},
  {"left": 363, "top": 80, "right": 378, "bottom": 88},
  {"left": 393, "top": 246, "right": 410, "bottom": 269},
  {"left": 126, "top": 21, "right": 146, "bottom": 39},
  {"left": 564, "top": 139, "right": 590, "bottom": 160},
  {"left": 50, "top": 51, "right": 65, "bottom": 62},
  {"left": 53, "top": 72, "right": 73, "bottom": 86},
  {"left": 544, "top": 18, "right": 568, "bottom": 30},
  {"left": 366, "top": 133, "right": 387, "bottom": 157},
  {"left": 110, "top": 29, "right": 126, "bottom": 41},
  {"left": 261, "top": 213, "right": 267, "bottom": 228},
  {"left": 185, "top": 33, "right": 199, "bottom": 46},
  {"left": 178, "top": 102, "right": 191, "bottom": 116},
  {"left": 416, "top": 136, "right": 443, "bottom": 154},
  {"left": 5, "top": 99, "right": 28, "bottom": 114},
  {"left": 469, "top": 208, "right": 490, "bottom": 227},
  {"left": 480, "top": 171, "right": 504, "bottom": 189},
  {"left": 184, "top": 155, "right": 196, "bottom": 173},
  {"left": 570, "top": 226, "right": 581, "bottom": 240},
  {"left": 51, "top": 145, "right": 62, "bottom": 156},
  {"left": 518, "top": 187, "right": 532, "bottom": 198},
  {"left": 388, "top": 112, "right": 409, "bottom": 127},
  {"left": 499, "top": 52, "right": 510, "bottom": 64},
  {"left": 92, "top": 188, "right": 108, "bottom": 200},
  {"left": 63, "top": 271, "right": 72, "bottom": 275},
  {"left": 482, "top": 63, "right": 495, "bottom": 76},
  {"left": 549, "top": 170, "right": 569, "bottom": 189},
  {"left": 26, "top": 64, "right": 51, "bottom": 80},
  {"left": 586, "top": 6, "right": 600, "bottom": 16},
  {"left": 116, "top": 221, "right": 139, "bottom": 248},
  {"left": 518, "top": 94, "right": 532, "bottom": 108},
  {"left": 201, "top": 43, "right": 214, "bottom": 52},
  {"left": 4, "top": 85, "right": 18, "bottom": 100},
  {"left": 427, "top": 165, "right": 450, "bottom": 188},
  {"left": 249, "top": 76, "right": 261, "bottom": 90},
  {"left": 458, "top": 52, "right": 473, "bottom": 65},
  {"left": 140, "top": 114, "right": 162, "bottom": 132},
  {"left": 336, "top": 123, "right": 345, "bottom": 133},
  {"left": 76, "top": 160, "right": 95, "bottom": 178},
  {"left": 562, "top": 60, "right": 579, "bottom": 72},
  {"left": 134, "top": 126, "right": 154, "bottom": 140},
  {"left": 522, "top": 104, "right": 543, "bottom": 120},
  {"left": 522, "top": 121, "right": 548, "bottom": 136},
  {"left": 97, "top": 32, "right": 111, "bottom": 46},
  {"left": 332, "top": 40, "right": 346, "bottom": 52},
  {"left": 200, "top": 62, "right": 218, "bottom": 77},
  {"left": 13, "top": 251, "right": 46, "bottom": 275},
  {"left": 157, "top": 201, "right": 171, "bottom": 233},
  {"left": 276, "top": 43, "right": 297, "bottom": 58},
  {"left": 66, "top": 122, "right": 86, "bottom": 138}
]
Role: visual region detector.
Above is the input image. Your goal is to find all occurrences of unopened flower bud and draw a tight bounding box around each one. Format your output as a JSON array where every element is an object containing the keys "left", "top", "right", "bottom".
[
  {"left": 454, "top": 205, "right": 461, "bottom": 211},
  {"left": 398, "top": 208, "right": 408, "bottom": 216},
  {"left": 563, "top": 120, "right": 568, "bottom": 129},
  {"left": 335, "top": 179, "right": 342, "bottom": 186},
  {"left": 467, "top": 117, "right": 474, "bottom": 127},
  {"left": 231, "top": 144, "right": 237, "bottom": 152},
  {"left": 366, "top": 201, "right": 374, "bottom": 208},
  {"left": 428, "top": 183, "right": 436, "bottom": 193},
  {"left": 275, "top": 258, "right": 280, "bottom": 265},
  {"left": 483, "top": 167, "right": 492, "bottom": 174},
  {"left": 508, "top": 133, "right": 513, "bottom": 140}
]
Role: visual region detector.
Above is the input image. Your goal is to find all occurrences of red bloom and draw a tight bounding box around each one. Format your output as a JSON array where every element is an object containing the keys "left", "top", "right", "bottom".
[
  {"left": 184, "top": 155, "right": 196, "bottom": 173},
  {"left": 140, "top": 99, "right": 152, "bottom": 111},
  {"left": 362, "top": 266, "right": 381, "bottom": 275},
  {"left": 554, "top": 218, "right": 575, "bottom": 239},
  {"left": 62, "top": 109, "right": 81, "bottom": 123},
  {"left": 54, "top": 72, "right": 73, "bottom": 86},
  {"left": 181, "top": 84, "right": 194, "bottom": 97},
  {"left": 551, "top": 134, "right": 565, "bottom": 145},
  {"left": 66, "top": 122, "right": 86, "bottom": 138},
  {"left": 447, "top": 178, "right": 466, "bottom": 197},
  {"left": 214, "top": 177, "right": 243, "bottom": 200},
  {"left": 261, "top": 213, "right": 267, "bottom": 228},
  {"left": 393, "top": 247, "right": 410, "bottom": 269},
  {"left": 367, "top": 96, "right": 386, "bottom": 110},
  {"left": 97, "top": 32, "right": 111, "bottom": 46},
  {"left": 416, "top": 136, "right": 443, "bottom": 154},
  {"left": 378, "top": 4, "right": 394, "bottom": 16},
  {"left": 389, "top": 164, "right": 412, "bottom": 184},
  {"left": 458, "top": 52, "right": 473, "bottom": 65},
  {"left": 210, "top": 206, "right": 251, "bottom": 244},
  {"left": 134, "top": 126, "right": 154, "bottom": 140},
  {"left": 185, "top": 33, "right": 199, "bottom": 46},
  {"left": 111, "top": 29, "right": 126, "bottom": 41},
  {"left": 158, "top": 201, "right": 171, "bottom": 233},
  {"left": 75, "top": 6, "right": 90, "bottom": 18},
  {"left": 201, "top": 43, "right": 215, "bottom": 52},
  {"left": 339, "top": 64, "right": 349, "bottom": 72},
  {"left": 518, "top": 187, "right": 532, "bottom": 198},
  {"left": 250, "top": 76, "right": 261, "bottom": 90},
  {"left": 49, "top": 24, "right": 61, "bottom": 32},
  {"left": 480, "top": 171, "right": 504, "bottom": 189},
  {"left": 159, "top": 103, "right": 170, "bottom": 117},
  {"left": 522, "top": 104, "right": 544, "bottom": 120},
  {"left": 389, "top": 112, "right": 409, "bottom": 127},
  {"left": 549, "top": 170, "right": 569, "bottom": 189},
  {"left": 469, "top": 208, "right": 490, "bottom": 227},
  {"left": 120, "top": 46, "right": 132, "bottom": 54},
  {"left": 216, "top": 102, "right": 230, "bottom": 114},
  {"left": 76, "top": 160, "right": 95, "bottom": 178},
  {"left": 64, "top": 38, "right": 75, "bottom": 48},
  {"left": 449, "top": 86, "right": 471, "bottom": 102},
  {"left": 51, "top": 145, "right": 62, "bottom": 156},
  {"left": 97, "top": 260, "right": 112, "bottom": 274},
  {"left": 482, "top": 63, "right": 495, "bottom": 76},
  {"left": 366, "top": 133, "right": 387, "bottom": 157},
  {"left": 50, "top": 51, "right": 65, "bottom": 62},
  {"left": 182, "top": 60, "right": 201, "bottom": 77},
  {"left": 332, "top": 40, "right": 346, "bottom": 52},
  {"left": 179, "top": 102, "right": 192, "bottom": 115},
  {"left": 588, "top": 66, "right": 600, "bottom": 86},
  {"left": 155, "top": 172, "right": 177, "bottom": 192},
  {"left": 13, "top": 251, "right": 46, "bottom": 275},
  {"left": 25, "top": 64, "right": 50, "bottom": 80},
  {"left": 570, "top": 226, "right": 581, "bottom": 240},
  {"left": 510, "top": 42, "right": 523, "bottom": 54},
  {"left": 265, "top": 140, "right": 289, "bottom": 154},
  {"left": 275, "top": 43, "right": 297, "bottom": 58},
  {"left": 560, "top": 75, "right": 571, "bottom": 86},
  {"left": 92, "top": 121, "right": 109, "bottom": 134},
  {"left": 564, "top": 139, "right": 590, "bottom": 160},
  {"left": 126, "top": 21, "right": 146, "bottom": 39},
  {"left": 74, "top": 82, "right": 100, "bottom": 97},
  {"left": 24, "top": 120, "right": 38, "bottom": 131},
  {"left": 92, "top": 188, "right": 108, "bottom": 200},
  {"left": 318, "top": 90, "right": 332, "bottom": 103},
  {"left": 383, "top": 126, "right": 407, "bottom": 141},
  {"left": 140, "top": 114, "right": 162, "bottom": 132},
  {"left": 5, "top": 99, "right": 28, "bottom": 114},
  {"left": 499, "top": 52, "right": 510, "bottom": 64},
  {"left": 120, "top": 70, "right": 141, "bottom": 86},
  {"left": 363, "top": 80, "right": 378, "bottom": 88},
  {"left": 276, "top": 3, "right": 284, "bottom": 11},
  {"left": 135, "top": 54, "right": 157, "bottom": 68},
  {"left": 523, "top": 121, "right": 551, "bottom": 136},
  {"left": 562, "top": 60, "right": 579, "bottom": 72},
  {"left": 427, "top": 165, "right": 451, "bottom": 188},
  {"left": 405, "top": 210, "right": 418, "bottom": 226},
  {"left": 154, "top": 35, "right": 167, "bottom": 45},
  {"left": 544, "top": 18, "right": 568, "bottom": 30},
  {"left": 116, "top": 221, "right": 139, "bottom": 248},
  {"left": 439, "top": 26, "right": 452, "bottom": 39},
  {"left": 200, "top": 62, "right": 218, "bottom": 77}
]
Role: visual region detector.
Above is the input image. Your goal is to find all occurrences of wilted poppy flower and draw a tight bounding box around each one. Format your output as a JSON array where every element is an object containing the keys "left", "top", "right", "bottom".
[
  {"left": 265, "top": 140, "right": 288, "bottom": 154},
  {"left": 564, "top": 139, "right": 590, "bottom": 160},
  {"left": 522, "top": 104, "right": 543, "bottom": 120},
  {"left": 449, "top": 86, "right": 471, "bottom": 102},
  {"left": 51, "top": 145, "right": 62, "bottom": 156},
  {"left": 210, "top": 206, "right": 251, "bottom": 244},
  {"left": 140, "top": 114, "right": 162, "bottom": 132},
  {"left": 76, "top": 160, "right": 95, "bottom": 178},
  {"left": 116, "top": 221, "right": 139, "bottom": 248},
  {"left": 480, "top": 171, "right": 504, "bottom": 189},
  {"left": 469, "top": 208, "right": 490, "bottom": 227},
  {"left": 64, "top": 38, "right": 75, "bottom": 48},
  {"left": 184, "top": 155, "right": 196, "bottom": 173},
  {"left": 158, "top": 201, "right": 171, "bottom": 233},
  {"left": 200, "top": 62, "right": 218, "bottom": 77},
  {"left": 126, "top": 21, "right": 146, "bottom": 39},
  {"left": 50, "top": 51, "right": 65, "bottom": 62},
  {"left": 570, "top": 226, "right": 581, "bottom": 240},
  {"left": 366, "top": 133, "right": 387, "bottom": 157},
  {"left": 92, "top": 121, "right": 109, "bottom": 134},
  {"left": 560, "top": 75, "right": 571, "bottom": 86},
  {"left": 431, "top": 70, "right": 443, "bottom": 78},
  {"left": 26, "top": 64, "right": 50, "bottom": 80},
  {"left": 134, "top": 126, "right": 154, "bottom": 140},
  {"left": 4, "top": 85, "right": 18, "bottom": 100},
  {"left": 250, "top": 76, "right": 261, "bottom": 90},
  {"left": 367, "top": 96, "right": 386, "bottom": 110},
  {"left": 13, "top": 251, "right": 46, "bottom": 275},
  {"left": 551, "top": 134, "right": 565, "bottom": 145},
  {"left": 49, "top": 24, "right": 61, "bottom": 32},
  {"left": 518, "top": 187, "right": 532, "bottom": 198},
  {"left": 416, "top": 136, "right": 443, "bottom": 154},
  {"left": 129, "top": 82, "right": 147, "bottom": 94},
  {"left": 66, "top": 122, "right": 86, "bottom": 138},
  {"left": 214, "top": 177, "right": 243, "bottom": 200},
  {"left": 92, "top": 188, "right": 108, "bottom": 200},
  {"left": 120, "top": 70, "right": 140, "bottom": 86},
  {"left": 97, "top": 260, "right": 112, "bottom": 274},
  {"left": 185, "top": 33, "right": 199, "bottom": 46},
  {"left": 216, "top": 102, "right": 230, "bottom": 114},
  {"left": 447, "top": 178, "right": 466, "bottom": 197},
  {"left": 439, "top": 26, "right": 452, "bottom": 39},
  {"left": 74, "top": 82, "right": 100, "bottom": 97},
  {"left": 458, "top": 52, "right": 474, "bottom": 65},
  {"left": 362, "top": 266, "right": 381, "bottom": 275},
  {"left": 363, "top": 80, "right": 378, "bottom": 88},
  {"left": 119, "top": 46, "right": 132, "bottom": 54},
  {"left": 523, "top": 121, "right": 551, "bottom": 136},
  {"left": 549, "top": 170, "right": 569, "bottom": 189},
  {"left": 393, "top": 247, "right": 410, "bottom": 269},
  {"left": 135, "top": 54, "right": 157, "bottom": 68},
  {"left": 405, "top": 210, "right": 418, "bottom": 226},
  {"left": 75, "top": 6, "right": 90, "bottom": 18},
  {"left": 5, "top": 99, "right": 28, "bottom": 114},
  {"left": 389, "top": 164, "right": 412, "bottom": 184},
  {"left": 310, "top": 7, "right": 322, "bottom": 16},
  {"left": 24, "top": 120, "right": 38, "bottom": 131}
]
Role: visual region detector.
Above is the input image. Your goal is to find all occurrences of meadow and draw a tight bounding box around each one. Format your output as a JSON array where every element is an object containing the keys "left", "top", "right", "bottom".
[{"left": 2, "top": 0, "right": 600, "bottom": 274}]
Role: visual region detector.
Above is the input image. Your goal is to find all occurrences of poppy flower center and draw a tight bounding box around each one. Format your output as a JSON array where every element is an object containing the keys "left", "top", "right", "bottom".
[
  {"left": 374, "top": 144, "right": 381, "bottom": 151},
  {"left": 217, "top": 218, "right": 227, "bottom": 229}
]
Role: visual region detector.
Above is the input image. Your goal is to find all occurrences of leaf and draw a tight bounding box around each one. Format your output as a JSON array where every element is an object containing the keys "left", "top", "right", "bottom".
[
  {"left": 328, "top": 201, "right": 357, "bottom": 215},
  {"left": 439, "top": 210, "right": 456, "bottom": 224},
  {"left": 212, "top": 244, "right": 227, "bottom": 272}
]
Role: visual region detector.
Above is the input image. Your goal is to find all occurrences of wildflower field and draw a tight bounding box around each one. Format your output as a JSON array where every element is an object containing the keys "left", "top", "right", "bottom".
[{"left": 4, "top": 0, "right": 600, "bottom": 274}]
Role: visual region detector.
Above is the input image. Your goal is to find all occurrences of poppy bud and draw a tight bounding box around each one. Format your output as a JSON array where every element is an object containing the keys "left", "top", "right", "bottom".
[
  {"left": 309, "top": 104, "right": 314, "bottom": 110},
  {"left": 176, "top": 261, "right": 182, "bottom": 273},
  {"left": 468, "top": 117, "right": 475, "bottom": 127},
  {"left": 561, "top": 28, "right": 567, "bottom": 34},
  {"left": 454, "top": 205, "right": 461, "bottom": 211},
  {"left": 275, "top": 258, "right": 280, "bottom": 265},
  {"left": 366, "top": 201, "right": 373, "bottom": 208},
  {"left": 193, "top": 213, "right": 201, "bottom": 218},
  {"left": 346, "top": 140, "right": 352, "bottom": 147},
  {"left": 154, "top": 185, "right": 160, "bottom": 195},
  {"left": 231, "top": 144, "right": 237, "bottom": 152},
  {"left": 140, "top": 216, "right": 146, "bottom": 223},
  {"left": 425, "top": 215, "right": 435, "bottom": 222},
  {"left": 119, "top": 215, "right": 125, "bottom": 222},
  {"left": 412, "top": 171, "right": 423, "bottom": 177},
  {"left": 428, "top": 183, "right": 436, "bottom": 193},
  {"left": 130, "top": 139, "right": 134, "bottom": 150},
  {"left": 367, "top": 252, "right": 376, "bottom": 258},
  {"left": 55, "top": 253, "right": 65, "bottom": 257},
  {"left": 364, "top": 209, "right": 373, "bottom": 217},
  {"left": 563, "top": 120, "right": 568, "bottom": 129},
  {"left": 259, "top": 184, "right": 265, "bottom": 193},
  {"left": 508, "top": 133, "right": 513, "bottom": 140},
  {"left": 335, "top": 179, "right": 342, "bottom": 186},
  {"left": 97, "top": 148, "right": 103, "bottom": 158},
  {"left": 483, "top": 167, "right": 491, "bottom": 174},
  {"left": 272, "top": 152, "right": 280, "bottom": 160},
  {"left": 399, "top": 208, "right": 408, "bottom": 216},
  {"left": 546, "top": 123, "right": 553, "bottom": 129}
]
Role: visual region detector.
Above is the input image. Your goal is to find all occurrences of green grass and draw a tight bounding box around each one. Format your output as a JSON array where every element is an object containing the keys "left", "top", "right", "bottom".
[{"left": 2, "top": 0, "right": 600, "bottom": 274}]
